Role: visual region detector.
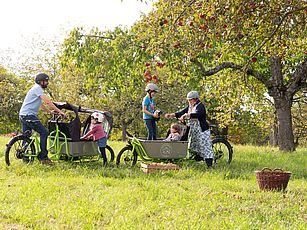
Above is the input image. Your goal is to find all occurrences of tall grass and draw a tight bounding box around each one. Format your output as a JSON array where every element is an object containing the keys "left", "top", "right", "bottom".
[{"left": 0, "top": 137, "right": 306, "bottom": 229}]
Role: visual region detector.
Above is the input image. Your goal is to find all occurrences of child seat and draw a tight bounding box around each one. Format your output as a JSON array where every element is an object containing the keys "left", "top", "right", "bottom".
[
  {"left": 165, "top": 124, "right": 189, "bottom": 141},
  {"left": 48, "top": 103, "right": 82, "bottom": 141}
]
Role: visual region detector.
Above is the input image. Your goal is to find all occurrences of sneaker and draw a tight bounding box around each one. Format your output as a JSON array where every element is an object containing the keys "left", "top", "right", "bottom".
[
  {"left": 205, "top": 158, "right": 213, "bottom": 168},
  {"left": 39, "top": 158, "right": 55, "bottom": 166}
]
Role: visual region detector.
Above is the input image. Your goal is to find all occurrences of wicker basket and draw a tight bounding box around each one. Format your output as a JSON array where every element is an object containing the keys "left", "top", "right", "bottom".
[{"left": 255, "top": 168, "right": 291, "bottom": 191}]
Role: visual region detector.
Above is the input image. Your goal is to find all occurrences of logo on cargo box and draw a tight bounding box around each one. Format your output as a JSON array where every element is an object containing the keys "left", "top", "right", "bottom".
[{"left": 160, "top": 143, "right": 172, "bottom": 157}]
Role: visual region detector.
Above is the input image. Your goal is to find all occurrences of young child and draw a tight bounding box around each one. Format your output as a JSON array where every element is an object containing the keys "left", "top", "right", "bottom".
[
  {"left": 81, "top": 112, "right": 107, "bottom": 166},
  {"left": 164, "top": 123, "right": 181, "bottom": 141},
  {"left": 142, "top": 83, "right": 160, "bottom": 140}
]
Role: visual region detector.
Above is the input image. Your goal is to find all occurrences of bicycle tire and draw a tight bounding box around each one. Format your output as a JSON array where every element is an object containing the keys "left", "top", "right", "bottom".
[
  {"left": 212, "top": 138, "right": 233, "bottom": 164},
  {"left": 106, "top": 145, "right": 115, "bottom": 162},
  {"left": 116, "top": 145, "right": 137, "bottom": 166},
  {"left": 5, "top": 135, "right": 36, "bottom": 166}
]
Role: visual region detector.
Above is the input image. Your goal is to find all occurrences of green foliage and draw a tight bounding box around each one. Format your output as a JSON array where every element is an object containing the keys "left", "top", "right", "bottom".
[
  {"left": 45, "top": 0, "right": 307, "bottom": 146},
  {"left": 130, "top": 0, "right": 307, "bottom": 149},
  {"left": 0, "top": 66, "right": 27, "bottom": 133},
  {"left": 0, "top": 137, "right": 306, "bottom": 228}
]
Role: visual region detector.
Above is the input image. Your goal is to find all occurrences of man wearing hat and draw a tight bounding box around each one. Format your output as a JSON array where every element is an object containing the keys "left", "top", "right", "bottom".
[{"left": 19, "top": 73, "right": 66, "bottom": 166}]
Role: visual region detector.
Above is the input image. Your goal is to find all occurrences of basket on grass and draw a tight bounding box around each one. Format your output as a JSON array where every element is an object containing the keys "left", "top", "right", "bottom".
[{"left": 255, "top": 168, "right": 292, "bottom": 191}]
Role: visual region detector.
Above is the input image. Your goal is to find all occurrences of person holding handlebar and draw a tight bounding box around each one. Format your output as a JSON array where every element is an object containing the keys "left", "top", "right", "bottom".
[{"left": 19, "top": 73, "right": 66, "bottom": 166}]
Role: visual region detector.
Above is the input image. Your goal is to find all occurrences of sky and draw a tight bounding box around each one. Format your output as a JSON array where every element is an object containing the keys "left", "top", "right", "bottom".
[{"left": 0, "top": 0, "right": 155, "bottom": 70}]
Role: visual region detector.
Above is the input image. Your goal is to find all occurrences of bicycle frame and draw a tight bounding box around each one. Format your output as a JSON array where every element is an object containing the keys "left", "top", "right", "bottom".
[
  {"left": 129, "top": 137, "right": 152, "bottom": 161},
  {"left": 48, "top": 123, "right": 69, "bottom": 159},
  {"left": 19, "top": 122, "right": 69, "bottom": 159}
]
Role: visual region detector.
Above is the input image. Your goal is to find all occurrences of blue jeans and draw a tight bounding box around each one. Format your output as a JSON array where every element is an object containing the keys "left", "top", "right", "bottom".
[
  {"left": 144, "top": 119, "right": 157, "bottom": 140},
  {"left": 19, "top": 115, "right": 49, "bottom": 160},
  {"left": 97, "top": 137, "right": 107, "bottom": 147}
]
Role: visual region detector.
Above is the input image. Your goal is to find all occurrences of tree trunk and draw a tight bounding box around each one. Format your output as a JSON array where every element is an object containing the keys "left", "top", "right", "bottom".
[
  {"left": 268, "top": 56, "right": 295, "bottom": 151},
  {"left": 121, "top": 123, "right": 127, "bottom": 141},
  {"left": 274, "top": 97, "right": 295, "bottom": 151},
  {"left": 269, "top": 113, "right": 278, "bottom": 147}
]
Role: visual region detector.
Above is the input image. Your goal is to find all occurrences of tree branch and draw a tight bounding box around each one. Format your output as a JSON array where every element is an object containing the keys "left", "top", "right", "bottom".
[
  {"left": 190, "top": 58, "right": 269, "bottom": 87},
  {"left": 80, "top": 34, "right": 115, "bottom": 40},
  {"left": 174, "top": 0, "right": 197, "bottom": 24},
  {"left": 251, "top": 6, "right": 307, "bottom": 58},
  {"left": 286, "top": 58, "right": 307, "bottom": 95}
]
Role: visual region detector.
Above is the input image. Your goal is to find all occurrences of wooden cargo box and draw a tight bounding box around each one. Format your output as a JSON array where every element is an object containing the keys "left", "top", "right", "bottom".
[{"left": 141, "top": 162, "right": 180, "bottom": 173}]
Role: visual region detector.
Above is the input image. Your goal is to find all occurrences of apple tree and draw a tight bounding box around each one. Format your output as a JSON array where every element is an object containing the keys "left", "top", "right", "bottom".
[{"left": 132, "top": 0, "right": 307, "bottom": 151}]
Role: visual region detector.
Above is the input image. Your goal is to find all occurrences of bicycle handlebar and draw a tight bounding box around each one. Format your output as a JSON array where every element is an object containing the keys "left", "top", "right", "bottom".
[
  {"left": 126, "top": 130, "right": 134, "bottom": 138},
  {"left": 50, "top": 113, "right": 65, "bottom": 122}
]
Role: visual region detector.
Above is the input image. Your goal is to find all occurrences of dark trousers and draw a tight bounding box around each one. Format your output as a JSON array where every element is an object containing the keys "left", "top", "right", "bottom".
[
  {"left": 99, "top": 147, "right": 107, "bottom": 166},
  {"left": 145, "top": 119, "right": 157, "bottom": 140},
  {"left": 19, "top": 115, "right": 49, "bottom": 160}
]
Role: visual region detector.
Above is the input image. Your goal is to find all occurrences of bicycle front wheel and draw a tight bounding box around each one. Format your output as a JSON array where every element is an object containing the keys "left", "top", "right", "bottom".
[
  {"left": 116, "top": 145, "right": 137, "bottom": 166},
  {"left": 212, "top": 138, "right": 233, "bottom": 165},
  {"left": 5, "top": 135, "right": 36, "bottom": 166}
]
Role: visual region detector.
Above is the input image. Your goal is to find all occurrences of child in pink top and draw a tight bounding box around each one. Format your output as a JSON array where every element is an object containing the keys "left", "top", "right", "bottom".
[{"left": 81, "top": 112, "right": 107, "bottom": 165}]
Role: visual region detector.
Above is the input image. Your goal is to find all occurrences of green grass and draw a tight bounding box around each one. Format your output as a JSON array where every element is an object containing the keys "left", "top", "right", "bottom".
[{"left": 0, "top": 137, "right": 306, "bottom": 229}]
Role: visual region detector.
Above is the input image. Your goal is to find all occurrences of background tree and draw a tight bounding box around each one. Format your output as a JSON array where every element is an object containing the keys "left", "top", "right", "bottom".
[
  {"left": 0, "top": 66, "right": 25, "bottom": 133},
  {"left": 59, "top": 26, "right": 198, "bottom": 139},
  {"left": 59, "top": 27, "right": 149, "bottom": 139}
]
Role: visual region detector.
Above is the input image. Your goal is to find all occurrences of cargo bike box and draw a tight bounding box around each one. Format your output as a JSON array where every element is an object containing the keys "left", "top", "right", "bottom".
[{"left": 48, "top": 102, "right": 114, "bottom": 161}]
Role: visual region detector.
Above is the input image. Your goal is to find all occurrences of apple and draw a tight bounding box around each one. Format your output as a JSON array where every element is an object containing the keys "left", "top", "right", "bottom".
[
  {"left": 210, "top": 16, "right": 216, "bottom": 21},
  {"left": 178, "top": 21, "right": 183, "bottom": 26},
  {"left": 206, "top": 43, "right": 212, "bottom": 48},
  {"left": 199, "top": 24, "right": 208, "bottom": 32},
  {"left": 251, "top": 57, "right": 257, "bottom": 62},
  {"left": 156, "top": 62, "right": 165, "bottom": 68},
  {"left": 199, "top": 13, "right": 205, "bottom": 19},
  {"left": 152, "top": 75, "right": 157, "bottom": 80},
  {"left": 145, "top": 62, "right": 150, "bottom": 67},
  {"left": 160, "top": 19, "right": 168, "bottom": 26},
  {"left": 144, "top": 70, "right": 151, "bottom": 77},
  {"left": 174, "top": 41, "right": 181, "bottom": 48}
]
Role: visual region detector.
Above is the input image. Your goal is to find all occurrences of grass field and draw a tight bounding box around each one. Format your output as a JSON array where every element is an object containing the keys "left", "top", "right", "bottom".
[{"left": 0, "top": 137, "right": 306, "bottom": 229}]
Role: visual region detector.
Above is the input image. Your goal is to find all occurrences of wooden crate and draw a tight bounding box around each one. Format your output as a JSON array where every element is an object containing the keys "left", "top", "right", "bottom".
[{"left": 141, "top": 162, "right": 180, "bottom": 173}]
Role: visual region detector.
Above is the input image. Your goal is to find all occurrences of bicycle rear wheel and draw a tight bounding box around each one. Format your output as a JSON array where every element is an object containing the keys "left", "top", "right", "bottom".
[
  {"left": 98, "top": 145, "right": 115, "bottom": 164},
  {"left": 106, "top": 145, "right": 115, "bottom": 162},
  {"left": 5, "top": 135, "right": 36, "bottom": 166},
  {"left": 212, "top": 138, "right": 233, "bottom": 165},
  {"left": 116, "top": 145, "right": 137, "bottom": 166}
]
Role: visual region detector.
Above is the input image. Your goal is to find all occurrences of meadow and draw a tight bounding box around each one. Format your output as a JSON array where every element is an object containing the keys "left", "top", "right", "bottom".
[{"left": 0, "top": 137, "right": 306, "bottom": 229}]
